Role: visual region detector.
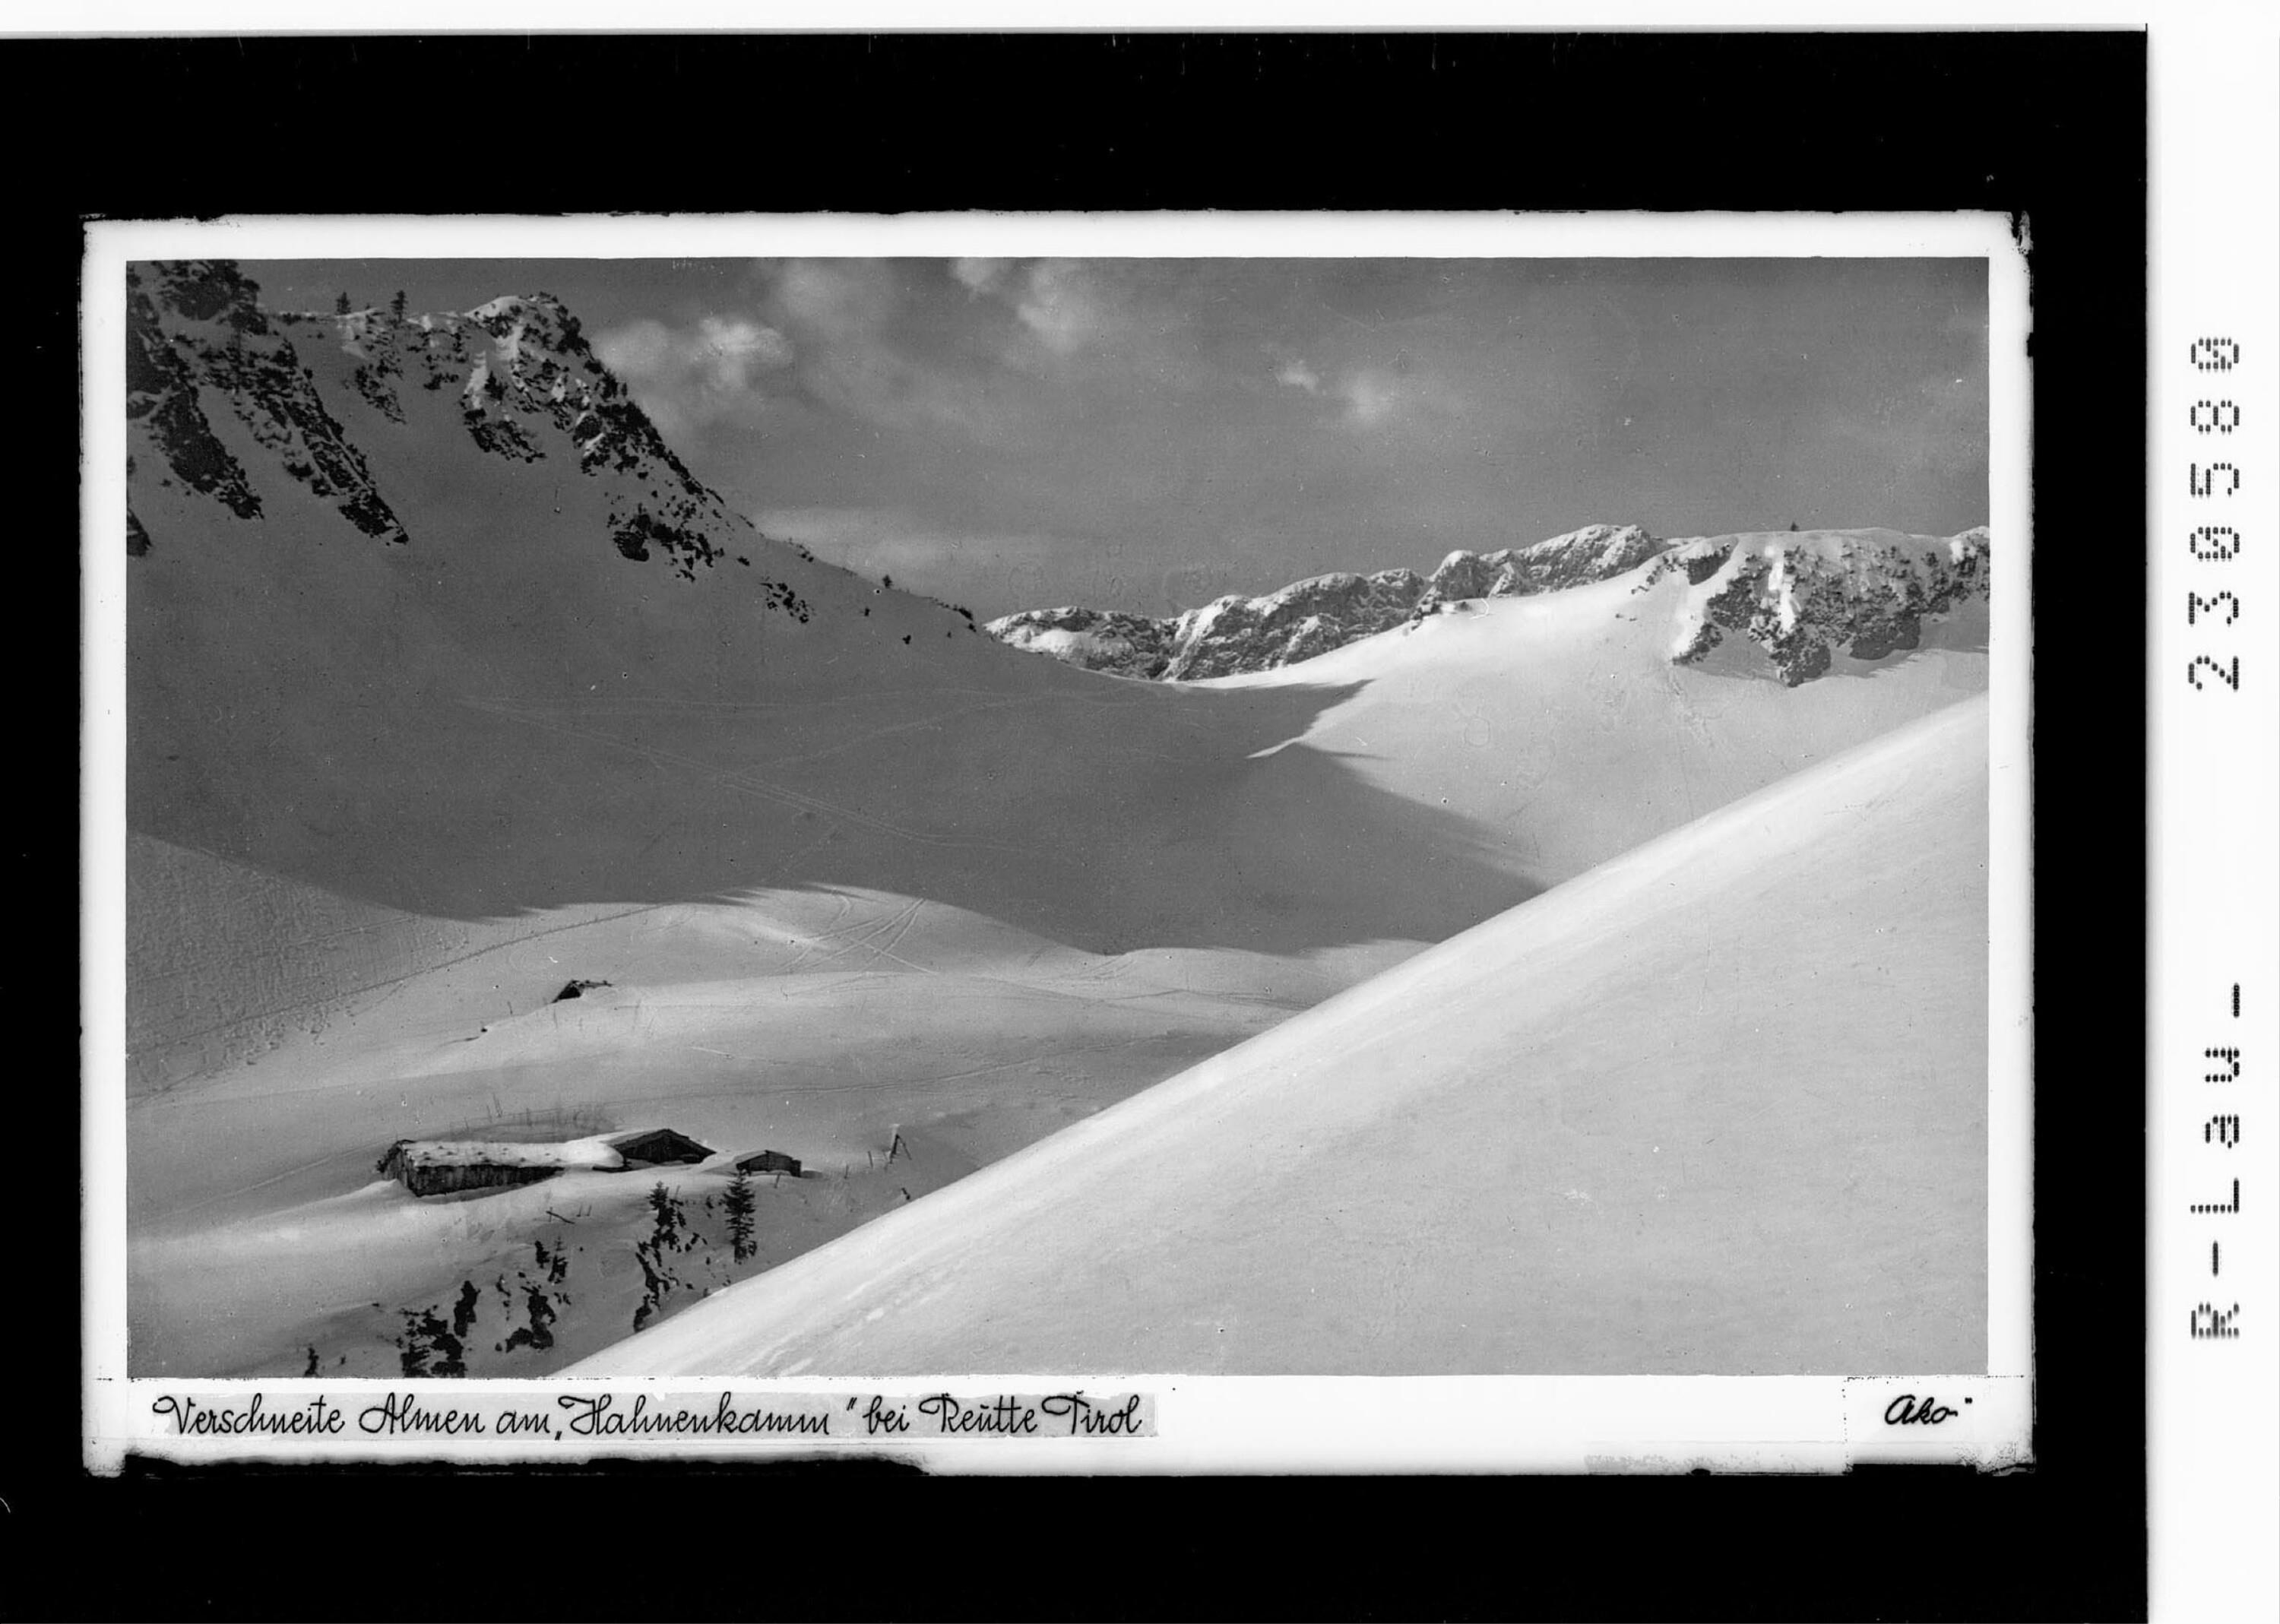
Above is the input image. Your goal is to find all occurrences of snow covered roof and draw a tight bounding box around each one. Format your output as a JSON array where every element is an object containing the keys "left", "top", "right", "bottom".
[
  {"left": 376, "top": 1128, "right": 714, "bottom": 1184},
  {"left": 384, "top": 1136, "right": 627, "bottom": 1172}
]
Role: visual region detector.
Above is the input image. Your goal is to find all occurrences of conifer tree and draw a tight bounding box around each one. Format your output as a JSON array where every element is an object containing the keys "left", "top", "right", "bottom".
[{"left": 724, "top": 1169, "right": 758, "bottom": 1263}]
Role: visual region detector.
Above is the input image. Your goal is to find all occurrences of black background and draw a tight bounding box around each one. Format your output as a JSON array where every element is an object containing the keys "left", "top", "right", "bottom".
[{"left": 21, "top": 30, "right": 2142, "bottom": 1623}]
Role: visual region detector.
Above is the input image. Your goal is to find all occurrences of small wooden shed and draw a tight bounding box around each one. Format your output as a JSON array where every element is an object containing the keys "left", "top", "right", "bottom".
[{"left": 736, "top": 1149, "right": 803, "bottom": 1177}]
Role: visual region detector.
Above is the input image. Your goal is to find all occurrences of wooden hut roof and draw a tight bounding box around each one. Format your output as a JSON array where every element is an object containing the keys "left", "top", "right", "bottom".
[{"left": 600, "top": 1128, "right": 715, "bottom": 1162}]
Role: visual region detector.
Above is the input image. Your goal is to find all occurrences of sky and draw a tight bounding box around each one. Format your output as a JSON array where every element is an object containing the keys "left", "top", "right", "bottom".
[{"left": 246, "top": 256, "right": 1988, "bottom": 619}]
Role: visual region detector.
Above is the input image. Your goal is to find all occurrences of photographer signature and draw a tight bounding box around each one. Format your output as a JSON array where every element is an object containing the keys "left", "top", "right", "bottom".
[{"left": 1884, "top": 1393, "right": 1973, "bottom": 1426}]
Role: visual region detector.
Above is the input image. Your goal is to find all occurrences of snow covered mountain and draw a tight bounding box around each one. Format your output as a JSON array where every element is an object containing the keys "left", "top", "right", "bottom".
[
  {"left": 974, "top": 603, "right": 1183, "bottom": 679},
  {"left": 987, "top": 521, "right": 1989, "bottom": 685},
  {"left": 1412, "top": 521, "right": 1670, "bottom": 613},
  {"left": 1643, "top": 526, "right": 1991, "bottom": 686},
  {"left": 129, "top": 261, "right": 820, "bottom": 601},
  {"left": 123, "top": 259, "right": 1027, "bottom": 1094},
  {"left": 986, "top": 524, "right": 1665, "bottom": 680}
]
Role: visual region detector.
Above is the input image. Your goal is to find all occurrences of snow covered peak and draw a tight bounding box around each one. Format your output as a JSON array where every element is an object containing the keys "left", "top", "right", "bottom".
[
  {"left": 984, "top": 521, "right": 1984, "bottom": 691},
  {"left": 1414, "top": 523, "right": 1667, "bottom": 614},
  {"left": 985, "top": 524, "right": 1665, "bottom": 682},
  {"left": 983, "top": 606, "right": 1177, "bottom": 679},
  {"left": 1646, "top": 527, "right": 1990, "bottom": 685},
  {"left": 1161, "top": 568, "right": 1427, "bottom": 679},
  {"left": 127, "top": 261, "right": 406, "bottom": 547},
  {"left": 984, "top": 570, "right": 1430, "bottom": 682},
  {"left": 125, "top": 261, "right": 806, "bottom": 595}
]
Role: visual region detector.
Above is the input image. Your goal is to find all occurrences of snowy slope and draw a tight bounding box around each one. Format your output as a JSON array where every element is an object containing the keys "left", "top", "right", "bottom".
[
  {"left": 567, "top": 695, "right": 1990, "bottom": 1378},
  {"left": 1192, "top": 556, "right": 1984, "bottom": 899}
]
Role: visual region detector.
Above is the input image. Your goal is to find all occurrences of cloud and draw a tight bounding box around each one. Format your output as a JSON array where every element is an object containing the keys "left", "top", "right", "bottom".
[
  {"left": 1273, "top": 348, "right": 1455, "bottom": 429},
  {"left": 1337, "top": 370, "right": 1408, "bottom": 426},
  {"left": 771, "top": 258, "right": 898, "bottom": 341},
  {"left": 952, "top": 258, "right": 1012, "bottom": 296},
  {"left": 592, "top": 313, "right": 794, "bottom": 433},
  {"left": 698, "top": 315, "right": 794, "bottom": 375},
  {"left": 1275, "top": 359, "right": 1322, "bottom": 393},
  {"left": 1013, "top": 260, "right": 1110, "bottom": 356},
  {"left": 1278, "top": 364, "right": 1455, "bottom": 430},
  {"left": 738, "top": 259, "right": 1031, "bottom": 445}
]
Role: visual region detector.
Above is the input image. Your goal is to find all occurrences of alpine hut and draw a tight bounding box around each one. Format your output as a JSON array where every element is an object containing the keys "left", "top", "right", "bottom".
[
  {"left": 600, "top": 1128, "right": 715, "bottom": 1168},
  {"left": 736, "top": 1148, "right": 803, "bottom": 1177},
  {"left": 378, "top": 1128, "right": 716, "bottom": 1198}
]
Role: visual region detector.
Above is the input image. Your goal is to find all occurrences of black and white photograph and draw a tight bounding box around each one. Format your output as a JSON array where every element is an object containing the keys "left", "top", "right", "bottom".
[
  {"left": 31, "top": 17, "right": 2202, "bottom": 1622},
  {"left": 97, "top": 219, "right": 2026, "bottom": 1398}
]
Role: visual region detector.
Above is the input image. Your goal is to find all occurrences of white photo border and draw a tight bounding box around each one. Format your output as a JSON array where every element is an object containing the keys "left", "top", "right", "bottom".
[{"left": 83, "top": 210, "right": 2031, "bottom": 1474}]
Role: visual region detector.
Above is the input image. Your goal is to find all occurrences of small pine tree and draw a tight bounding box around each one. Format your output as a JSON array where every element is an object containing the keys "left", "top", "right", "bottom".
[
  {"left": 391, "top": 289, "right": 407, "bottom": 321},
  {"left": 335, "top": 291, "right": 351, "bottom": 316},
  {"left": 644, "top": 1182, "right": 692, "bottom": 1251},
  {"left": 724, "top": 1170, "right": 757, "bottom": 1263}
]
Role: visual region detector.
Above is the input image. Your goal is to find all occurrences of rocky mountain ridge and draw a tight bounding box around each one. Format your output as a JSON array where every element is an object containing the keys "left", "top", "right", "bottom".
[
  {"left": 1643, "top": 526, "right": 1991, "bottom": 686},
  {"left": 988, "top": 523, "right": 1666, "bottom": 681},
  {"left": 990, "top": 521, "right": 1990, "bottom": 688},
  {"left": 125, "top": 261, "right": 815, "bottom": 612}
]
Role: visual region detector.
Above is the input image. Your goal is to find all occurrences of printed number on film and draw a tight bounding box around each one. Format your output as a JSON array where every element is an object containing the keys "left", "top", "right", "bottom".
[{"left": 2188, "top": 339, "right": 2243, "bottom": 692}]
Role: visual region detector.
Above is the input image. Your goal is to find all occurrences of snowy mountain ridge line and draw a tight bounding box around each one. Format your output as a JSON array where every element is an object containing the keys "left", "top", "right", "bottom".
[
  {"left": 988, "top": 521, "right": 1989, "bottom": 687},
  {"left": 1643, "top": 525, "right": 1991, "bottom": 686},
  {"left": 986, "top": 521, "right": 1665, "bottom": 682},
  {"left": 125, "top": 261, "right": 824, "bottom": 605}
]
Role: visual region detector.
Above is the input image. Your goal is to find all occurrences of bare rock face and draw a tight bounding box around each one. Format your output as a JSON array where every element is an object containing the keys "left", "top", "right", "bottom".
[
  {"left": 985, "top": 526, "right": 1666, "bottom": 682},
  {"left": 128, "top": 261, "right": 404, "bottom": 549},
  {"left": 1413, "top": 523, "right": 1667, "bottom": 616},
  {"left": 985, "top": 520, "right": 1988, "bottom": 690},
  {"left": 982, "top": 606, "right": 1180, "bottom": 679},
  {"left": 125, "top": 261, "right": 815, "bottom": 616},
  {"left": 984, "top": 567, "right": 1432, "bottom": 682},
  {"left": 1642, "top": 527, "right": 1990, "bottom": 686},
  {"left": 1159, "top": 568, "right": 1427, "bottom": 680}
]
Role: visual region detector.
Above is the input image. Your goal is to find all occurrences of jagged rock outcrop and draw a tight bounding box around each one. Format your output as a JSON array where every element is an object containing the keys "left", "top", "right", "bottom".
[
  {"left": 1412, "top": 523, "right": 1667, "bottom": 617},
  {"left": 986, "top": 520, "right": 1987, "bottom": 689},
  {"left": 128, "top": 261, "right": 404, "bottom": 549},
  {"left": 1642, "top": 527, "right": 1990, "bottom": 686},
  {"left": 986, "top": 525, "right": 1664, "bottom": 682},
  {"left": 983, "top": 606, "right": 1181, "bottom": 679},
  {"left": 125, "top": 262, "right": 813, "bottom": 613},
  {"left": 1161, "top": 568, "right": 1427, "bottom": 680}
]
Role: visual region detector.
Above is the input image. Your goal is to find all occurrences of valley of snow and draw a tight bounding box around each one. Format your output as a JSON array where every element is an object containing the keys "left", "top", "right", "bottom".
[
  {"left": 569, "top": 696, "right": 1990, "bottom": 1379},
  {"left": 119, "top": 266, "right": 1991, "bottom": 1379}
]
